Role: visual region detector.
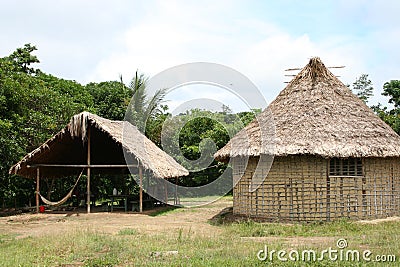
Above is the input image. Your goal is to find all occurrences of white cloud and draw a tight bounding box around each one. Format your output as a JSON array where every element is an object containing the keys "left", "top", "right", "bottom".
[
  {"left": 166, "top": 84, "right": 252, "bottom": 114},
  {"left": 85, "top": 1, "right": 398, "bottom": 109}
]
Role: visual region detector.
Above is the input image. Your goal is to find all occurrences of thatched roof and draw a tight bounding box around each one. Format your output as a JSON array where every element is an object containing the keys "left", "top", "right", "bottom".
[
  {"left": 215, "top": 57, "right": 400, "bottom": 160},
  {"left": 9, "top": 112, "right": 189, "bottom": 179}
]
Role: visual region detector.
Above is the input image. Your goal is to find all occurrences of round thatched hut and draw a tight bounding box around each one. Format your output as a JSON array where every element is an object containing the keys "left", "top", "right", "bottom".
[{"left": 215, "top": 57, "right": 400, "bottom": 222}]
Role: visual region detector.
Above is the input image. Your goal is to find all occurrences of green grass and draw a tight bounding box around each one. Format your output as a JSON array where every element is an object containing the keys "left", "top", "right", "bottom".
[
  {"left": 178, "top": 195, "right": 231, "bottom": 206},
  {"left": 1, "top": 214, "right": 399, "bottom": 266},
  {"left": 0, "top": 229, "right": 123, "bottom": 266},
  {"left": 148, "top": 206, "right": 180, "bottom": 217},
  {"left": 118, "top": 228, "right": 138, "bottom": 236},
  {"left": 227, "top": 218, "right": 366, "bottom": 237},
  {"left": 0, "top": 233, "right": 16, "bottom": 244},
  {"left": 129, "top": 196, "right": 230, "bottom": 219},
  {"left": 149, "top": 196, "right": 233, "bottom": 217}
]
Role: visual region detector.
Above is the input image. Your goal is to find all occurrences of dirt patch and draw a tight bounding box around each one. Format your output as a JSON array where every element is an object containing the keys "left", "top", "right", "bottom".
[
  {"left": 240, "top": 236, "right": 338, "bottom": 248},
  {"left": 2, "top": 200, "right": 396, "bottom": 243},
  {"left": 357, "top": 216, "right": 400, "bottom": 224},
  {"left": 0, "top": 199, "right": 232, "bottom": 239}
]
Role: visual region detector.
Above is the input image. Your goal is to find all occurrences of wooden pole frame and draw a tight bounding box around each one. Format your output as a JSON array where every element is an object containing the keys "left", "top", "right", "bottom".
[
  {"left": 165, "top": 182, "right": 168, "bottom": 205},
  {"left": 36, "top": 167, "right": 40, "bottom": 213},
  {"left": 87, "top": 127, "right": 91, "bottom": 214},
  {"left": 326, "top": 159, "right": 330, "bottom": 221},
  {"left": 29, "top": 164, "right": 139, "bottom": 168},
  {"left": 139, "top": 165, "right": 143, "bottom": 213},
  {"left": 174, "top": 177, "right": 178, "bottom": 205}
]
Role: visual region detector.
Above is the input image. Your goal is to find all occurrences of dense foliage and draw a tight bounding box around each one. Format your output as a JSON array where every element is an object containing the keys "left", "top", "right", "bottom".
[
  {"left": 350, "top": 74, "right": 400, "bottom": 134},
  {"left": 0, "top": 45, "right": 137, "bottom": 207},
  {"left": 151, "top": 108, "right": 258, "bottom": 189},
  {"left": 351, "top": 74, "right": 373, "bottom": 103},
  {"left": 2, "top": 44, "right": 399, "bottom": 208},
  {"left": 0, "top": 44, "right": 257, "bottom": 208},
  {"left": 371, "top": 80, "right": 400, "bottom": 134}
]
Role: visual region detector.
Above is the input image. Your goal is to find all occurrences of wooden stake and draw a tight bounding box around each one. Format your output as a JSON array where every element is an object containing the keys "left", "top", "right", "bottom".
[
  {"left": 139, "top": 165, "right": 143, "bottom": 213},
  {"left": 174, "top": 177, "right": 178, "bottom": 205},
  {"left": 87, "top": 127, "right": 91, "bottom": 214},
  {"left": 326, "top": 159, "right": 330, "bottom": 221},
  {"left": 165, "top": 182, "right": 168, "bottom": 205},
  {"left": 36, "top": 167, "right": 40, "bottom": 213},
  {"left": 146, "top": 170, "right": 150, "bottom": 190}
]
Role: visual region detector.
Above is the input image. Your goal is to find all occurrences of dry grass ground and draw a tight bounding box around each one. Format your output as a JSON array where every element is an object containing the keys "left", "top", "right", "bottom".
[
  {"left": 1, "top": 197, "right": 400, "bottom": 266},
  {"left": 0, "top": 200, "right": 227, "bottom": 239}
]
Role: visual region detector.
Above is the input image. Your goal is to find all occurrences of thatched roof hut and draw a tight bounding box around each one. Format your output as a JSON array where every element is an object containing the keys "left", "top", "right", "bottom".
[
  {"left": 10, "top": 112, "right": 188, "bottom": 179},
  {"left": 216, "top": 57, "right": 400, "bottom": 160},
  {"left": 215, "top": 57, "right": 400, "bottom": 222},
  {"left": 10, "top": 112, "right": 188, "bottom": 213}
]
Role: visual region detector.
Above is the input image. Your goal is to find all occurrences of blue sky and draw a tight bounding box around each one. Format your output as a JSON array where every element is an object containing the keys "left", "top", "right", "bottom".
[{"left": 1, "top": 0, "right": 400, "bottom": 112}]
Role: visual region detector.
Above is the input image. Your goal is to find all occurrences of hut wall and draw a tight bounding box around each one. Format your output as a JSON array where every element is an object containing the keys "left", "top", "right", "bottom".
[
  {"left": 233, "top": 155, "right": 400, "bottom": 222},
  {"left": 363, "top": 157, "right": 400, "bottom": 218}
]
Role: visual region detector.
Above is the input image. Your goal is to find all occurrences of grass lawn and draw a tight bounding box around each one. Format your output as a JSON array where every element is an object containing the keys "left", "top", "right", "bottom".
[{"left": 0, "top": 197, "right": 399, "bottom": 266}]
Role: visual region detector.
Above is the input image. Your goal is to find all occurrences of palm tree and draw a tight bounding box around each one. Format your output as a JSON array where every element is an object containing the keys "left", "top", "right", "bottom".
[{"left": 125, "top": 70, "right": 167, "bottom": 133}]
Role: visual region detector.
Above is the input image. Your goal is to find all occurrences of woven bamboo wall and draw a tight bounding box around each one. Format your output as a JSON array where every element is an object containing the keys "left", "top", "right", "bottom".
[{"left": 233, "top": 155, "right": 400, "bottom": 222}]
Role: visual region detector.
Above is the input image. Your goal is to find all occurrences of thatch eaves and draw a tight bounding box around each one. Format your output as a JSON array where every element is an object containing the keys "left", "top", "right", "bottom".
[
  {"left": 215, "top": 57, "right": 400, "bottom": 160},
  {"left": 9, "top": 112, "right": 189, "bottom": 179}
]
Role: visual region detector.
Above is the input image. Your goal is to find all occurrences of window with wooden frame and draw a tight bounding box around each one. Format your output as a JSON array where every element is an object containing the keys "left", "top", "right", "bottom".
[{"left": 329, "top": 158, "right": 363, "bottom": 177}]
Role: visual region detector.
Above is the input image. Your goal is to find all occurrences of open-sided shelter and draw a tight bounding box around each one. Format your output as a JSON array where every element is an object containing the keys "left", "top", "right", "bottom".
[
  {"left": 9, "top": 112, "right": 189, "bottom": 213},
  {"left": 215, "top": 57, "right": 400, "bottom": 222}
]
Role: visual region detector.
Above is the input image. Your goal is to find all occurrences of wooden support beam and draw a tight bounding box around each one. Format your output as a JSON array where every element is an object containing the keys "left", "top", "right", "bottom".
[
  {"left": 174, "top": 177, "right": 178, "bottom": 205},
  {"left": 139, "top": 165, "right": 143, "bottom": 213},
  {"left": 87, "top": 127, "right": 91, "bottom": 214},
  {"left": 326, "top": 159, "right": 330, "bottom": 221},
  {"left": 165, "top": 182, "right": 168, "bottom": 205},
  {"left": 36, "top": 168, "right": 40, "bottom": 213},
  {"left": 146, "top": 170, "right": 150, "bottom": 189},
  {"left": 28, "top": 164, "right": 139, "bottom": 168}
]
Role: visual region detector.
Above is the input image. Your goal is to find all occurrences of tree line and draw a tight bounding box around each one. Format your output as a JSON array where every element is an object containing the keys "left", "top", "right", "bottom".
[
  {"left": 350, "top": 73, "right": 400, "bottom": 134},
  {"left": 1, "top": 44, "right": 399, "bottom": 208},
  {"left": 0, "top": 44, "right": 256, "bottom": 207}
]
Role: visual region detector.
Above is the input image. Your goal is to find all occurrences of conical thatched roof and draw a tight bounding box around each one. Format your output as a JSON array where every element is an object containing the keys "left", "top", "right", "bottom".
[
  {"left": 10, "top": 112, "right": 189, "bottom": 179},
  {"left": 215, "top": 57, "right": 400, "bottom": 160}
]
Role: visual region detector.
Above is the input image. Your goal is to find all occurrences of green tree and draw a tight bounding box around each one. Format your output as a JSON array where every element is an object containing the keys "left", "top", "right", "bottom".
[
  {"left": 0, "top": 44, "right": 95, "bottom": 207},
  {"left": 6, "top": 43, "right": 40, "bottom": 74},
  {"left": 0, "top": 43, "right": 262, "bottom": 206},
  {"left": 371, "top": 80, "right": 400, "bottom": 135},
  {"left": 145, "top": 105, "right": 169, "bottom": 147},
  {"left": 125, "top": 71, "right": 167, "bottom": 132},
  {"left": 382, "top": 80, "right": 400, "bottom": 108},
  {"left": 85, "top": 80, "right": 131, "bottom": 120},
  {"left": 156, "top": 108, "right": 257, "bottom": 188},
  {"left": 352, "top": 74, "right": 373, "bottom": 103}
]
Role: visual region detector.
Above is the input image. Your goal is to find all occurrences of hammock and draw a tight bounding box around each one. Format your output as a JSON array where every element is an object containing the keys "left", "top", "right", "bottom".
[{"left": 38, "top": 169, "right": 84, "bottom": 207}]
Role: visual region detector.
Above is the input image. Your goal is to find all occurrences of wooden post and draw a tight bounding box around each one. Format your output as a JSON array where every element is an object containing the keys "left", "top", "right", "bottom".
[
  {"left": 165, "top": 182, "right": 168, "bottom": 205},
  {"left": 326, "top": 159, "right": 330, "bottom": 221},
  {"left": 139, "top": 165, "right": 143, "bottom": 213},
  {"left": 87, "top": 127, "right": 91, "bottom": 214},
  {"left": 36, "top": 167, "right": 40, "bottom": 213},
  {"left": 174, "top": 177, "right": 178, "bottom": 205},
  {"left": 146, "top": 170, "right": 150, "bottom": 190}
]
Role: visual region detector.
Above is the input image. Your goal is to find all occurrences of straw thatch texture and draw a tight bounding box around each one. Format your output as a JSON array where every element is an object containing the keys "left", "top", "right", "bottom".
[
  {"left": 215, "top": 57, "right": 400, "bottom": 160},
  {"left": 9, "top": 112, "right": 188, "bottom": 179}
]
